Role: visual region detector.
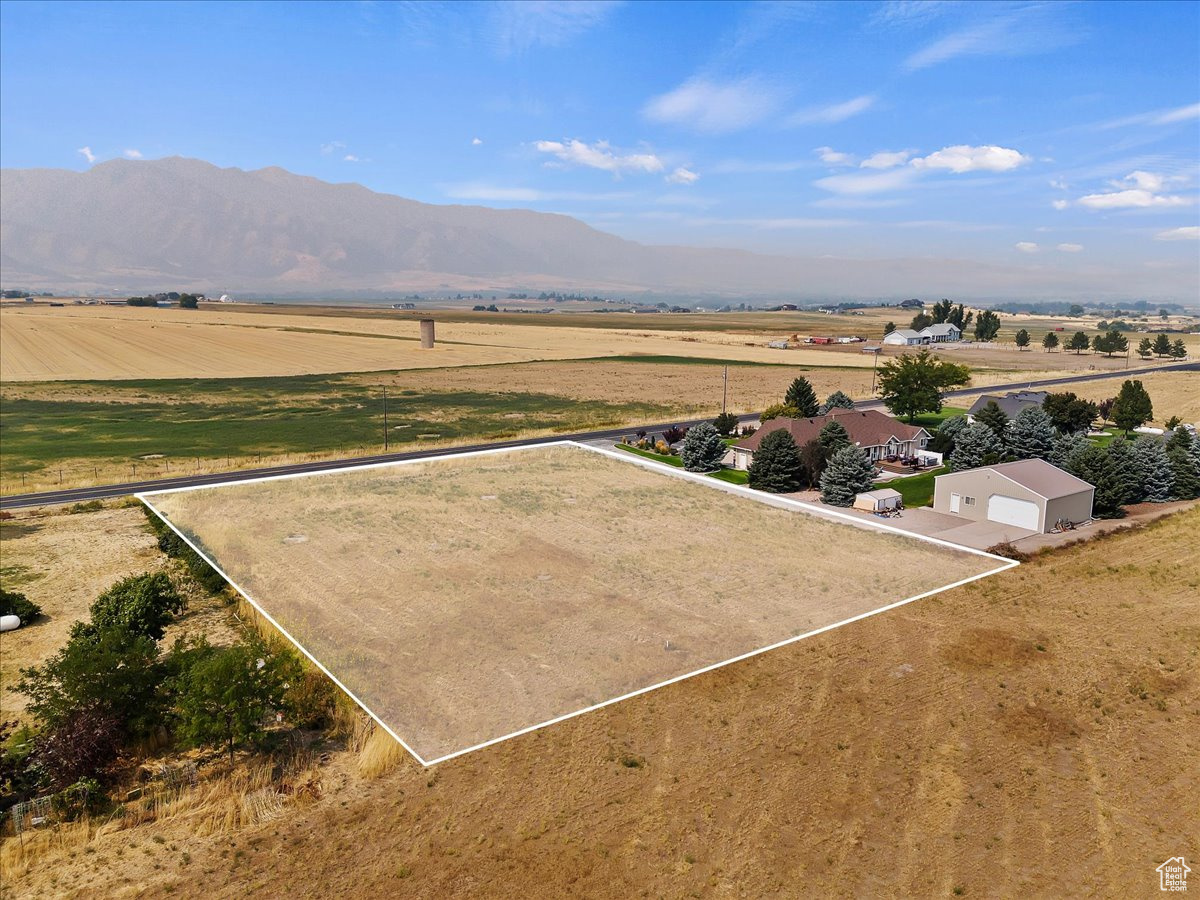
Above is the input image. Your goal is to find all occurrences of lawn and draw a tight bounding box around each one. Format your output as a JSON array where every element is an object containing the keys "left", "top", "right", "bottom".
[
  {"left": 613, "top": 443, "right": 749, "bottom": 484},
  {"left": 874, "top": 467, "right": 946, "bottom": 508},
  {"left": 902, "top": 406, "right": 967, "bottom": 430}
]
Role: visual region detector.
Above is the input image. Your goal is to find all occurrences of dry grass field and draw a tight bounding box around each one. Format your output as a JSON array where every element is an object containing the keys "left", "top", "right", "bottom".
[
  {"left": 4, "top": 505, "right": 1196, "bottom": 899},
  {"left": 1065, "top": 370, "right": 1200, "bottom": 425},
  {"left": 146, "top": 444, "right": 1002, "bottom": 762}
]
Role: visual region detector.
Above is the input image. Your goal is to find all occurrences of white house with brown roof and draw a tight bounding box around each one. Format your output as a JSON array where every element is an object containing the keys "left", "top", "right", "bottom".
[
  {"left": 932, "top": 459, "right": 1094, "bottom": 533},
  {"left": 732, "top": 409, "right": 932, "bottom": 470}
]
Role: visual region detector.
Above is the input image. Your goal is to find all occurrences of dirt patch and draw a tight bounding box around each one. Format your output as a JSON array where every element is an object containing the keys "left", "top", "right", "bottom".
[{"left": 942, "top": 627, "right": 1044, "bottom": 669}]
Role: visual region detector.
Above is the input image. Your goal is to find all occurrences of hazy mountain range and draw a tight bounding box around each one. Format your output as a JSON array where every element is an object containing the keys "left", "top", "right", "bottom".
[{"left": 0, "top": 157, "right": 1185, "bottom": 301}]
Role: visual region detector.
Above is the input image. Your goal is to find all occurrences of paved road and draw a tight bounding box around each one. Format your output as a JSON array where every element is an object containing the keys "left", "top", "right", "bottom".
[{"left": 2, "top": 361, "right": 1194, "bottom": 510}]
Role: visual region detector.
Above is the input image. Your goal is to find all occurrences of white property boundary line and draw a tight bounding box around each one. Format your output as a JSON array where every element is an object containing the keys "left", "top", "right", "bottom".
[{"left": 137, "top": 440, "right": 1019, "bottom": 767}]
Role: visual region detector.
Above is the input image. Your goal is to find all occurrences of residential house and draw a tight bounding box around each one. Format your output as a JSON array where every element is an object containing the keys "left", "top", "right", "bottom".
[
  {"left": 732, "top": 408, "right": 932, "bottom": 470},
  {"left": 922, "top": 323, "right": 961, "bottom": 342},
  {"left": 883, "top": 328, "right": 925, "bottom": 346},
  {"left": 932, "top": 459, "right": 1094, "bottom": 533},
  {"left": 965, "top": 390, "right": 1048, "bottom": 423}
]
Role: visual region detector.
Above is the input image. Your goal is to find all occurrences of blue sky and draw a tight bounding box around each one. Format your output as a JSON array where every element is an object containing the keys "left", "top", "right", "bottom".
[{"left": 2, "top": 0, "right": 1198, "bottom": 296}]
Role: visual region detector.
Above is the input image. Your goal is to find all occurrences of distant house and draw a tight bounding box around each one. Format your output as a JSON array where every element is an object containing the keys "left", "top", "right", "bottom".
[
  {"left": 900, "top": 299, "right": 924, "bottom": 308},
  {"left": 966, "top": 390, "right": 1048, "bottom": 423},
  {"left": 922, "top": 323, "right": 961, "bottom": 342},
  {"left": 883, "top": 328, "right": 925, "bottom": 346},
  {"left": 932, "top": 459, "right": 1094, "bottom": 533},
  {"left": 732, "top": 408, "right": 932, "bottom": 470}
]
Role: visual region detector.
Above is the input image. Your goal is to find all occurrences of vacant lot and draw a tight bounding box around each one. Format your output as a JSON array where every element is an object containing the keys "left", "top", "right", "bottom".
[
  {"left": 7, "top": 503, "right": 1195, "bottom": 898},
  {"left": 1064, "top": 370, "right": 1200, "bottom": 425},
  {"left": 146, "top": 444, "right": 1003, "bottom": 762}
]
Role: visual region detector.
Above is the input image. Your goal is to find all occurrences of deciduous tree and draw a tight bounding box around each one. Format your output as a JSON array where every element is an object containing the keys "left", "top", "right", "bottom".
[
  {"left": 973, "top": 310, "right": 1001, "bottom": 342},
  {"left": 1043, "top": 392, "right": 1098, "bottom": 434},
  {"left": 876, "top": 350, "right": 971, "bottom": 423},
  {"left": 1111, "top": 379, "right": 1153, "bottom": 434}
]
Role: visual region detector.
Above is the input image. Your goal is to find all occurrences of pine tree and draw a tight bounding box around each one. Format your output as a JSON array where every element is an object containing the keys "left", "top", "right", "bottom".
[
  {"left": 1066, "top": 445, "right": 1125, "bottom": 519},
  {"left": 1132, "top": 436, "right": 1174, "bottom": 502},
  {"left": 948, "top": 422, "right": 1002, "bottom": 471},
  {"left": 680, "top": 422, "right": 727, "bottom": 472},
  {"left": 883, "top": 321, "right": 896, "bottom": 336},
  {"left": 819, "top": 390, "right": 854, "bottom": 414},
  {"left": 1105, "top": 437, "right": 1139, "bottom": 505},
  {"left": 1067, "top": 331, "right": 1091, "bottom": 354},
  {"left": 973, "top": 310, "right": 1001, "bottom": 342},
  {"left": 818, "top": 420, "right": 851, "bottom": 458},
  {"left": 1042, "top": 332, "right": 1059, "bottom": 352},
  {"left": 712, "top": 411, "right": 739, "bottom": 436},
  {"left": 784, "top": 377, "right": 820, "bottom": 418},
  {"left": 1049, "top": 431, "right": 1088, "bottom": 469},
  {"left": 1015, "top": 328, "right": 1030, "bottom": 350},
  {"left": 974, "top": 400, "right": 1009, "bottom": 437},
  {"left": 1170, "top": 338, "right": 1188, "bottom": 359},
  {"left": 747, "top": 428, "right": 804, "bottom": 493},
  {"left": 1152, "top": 333, "right": 1172, "bottom": 357},
  {"left": 1111, "top": 379, "right": 1153, "bottom": 434},
  {"left": 819, "top": 445, "right": 875, "bottom": 507},
  {"left": 1007, "top": 406, "right": 1055, "bottom": 460},
  {"left": 1168, "top": 446, "right": 1200, "bottom": 500},
  {"left": 1137, "top": 336, "right": 1153, "bottom": 359}
]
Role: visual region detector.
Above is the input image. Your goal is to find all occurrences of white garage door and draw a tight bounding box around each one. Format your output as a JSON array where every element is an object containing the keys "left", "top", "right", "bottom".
[{"left": 987, "top": 495, "right": 1040, "bottom": 531}]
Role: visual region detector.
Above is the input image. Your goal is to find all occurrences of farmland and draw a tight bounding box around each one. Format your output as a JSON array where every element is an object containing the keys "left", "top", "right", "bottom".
[
  {"left": 3, "top": 499, "right": 1196, "bottom": 897},
  {"left": 145, "top": 444, "right": 1002, "bottom": 762}
]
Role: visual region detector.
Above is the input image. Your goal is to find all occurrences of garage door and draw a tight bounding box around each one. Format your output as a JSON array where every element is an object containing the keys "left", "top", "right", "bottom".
[{"left": 987, "top": 495, "right": 1040, "bottom": 531}]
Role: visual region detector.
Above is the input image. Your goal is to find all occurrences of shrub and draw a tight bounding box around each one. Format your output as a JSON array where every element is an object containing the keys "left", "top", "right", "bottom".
[
  {"left": 0, "top": 588, "right": 42, "bottom": 624},
  {"left": 654, "top": 440, "right": 671, "bottom": 455},
  {"left": 712, "top": 412, "right": 739, "bottom": 436},
  {"left": 143, "top": 504, "right": 228, "bottom": 594},
  {"left": 661, "top": 426, "right": 686, "bottom": 445},
  {"left": 33, "top": 705, "right": 124, "bottom": 791},
  {"left": 759, "top": 403, "right": 799, "bottom": 422},
  {"left": 86, "top": 572, "right": 184, "bottom": 642},
  {"left": 985, "top": 541, "right": 1029, "bottom": 562}
]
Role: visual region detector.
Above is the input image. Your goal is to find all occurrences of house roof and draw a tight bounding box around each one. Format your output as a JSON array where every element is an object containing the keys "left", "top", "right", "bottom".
[
  {"left": 923, "top": 323, "right": 961, "bottom": 336},
  {"left": 885, "top": 329, "right": 922, "bottom": 339},
  {"left": 967, "top": 390, "right": 1048, "bottom": 418},
  {"left": 735, "top": 408, "right": 930, "bottom": 453},
  {"left": 939, "top": 458, "right": 1093, "bottom": 500}
]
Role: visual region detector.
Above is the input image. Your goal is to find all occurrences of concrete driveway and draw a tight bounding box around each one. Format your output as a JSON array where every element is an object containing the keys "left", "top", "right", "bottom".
[{"left": 836, "top": 506, "right": 1036, "bottom": 550}]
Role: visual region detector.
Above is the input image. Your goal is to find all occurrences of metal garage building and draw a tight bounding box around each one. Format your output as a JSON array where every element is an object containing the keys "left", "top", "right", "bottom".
[{"left": 932, "top": 459, "right": 1095, "bottom": 533}]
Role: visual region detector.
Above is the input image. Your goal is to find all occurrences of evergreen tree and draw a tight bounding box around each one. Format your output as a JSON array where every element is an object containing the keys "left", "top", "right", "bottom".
[
  {"left": 1137, "top": 336, "right": 1153, "bottom": 359},
  {"left": 1165, "top": 426, "right": 1193, "bottom": 454},
  {"left": 1049, "top": 431, "right": 1089, "bottom": 469},
  {"left": 784, "top": 377, "right": 820, "bottom": 417},
  {"left": 1170, "top": 338, "right": 1188, "bottom": 359},
  {"left": 1168, "top": 446, "right": 1200, "bottom": 500},
  {"left": 1065, "top": 445, "right": 1125, "bottom": 519},
  {"left": 1105, "top": 437, "right": 1139, "bottom": 505},
  {"left": 819, "top": 390, "right": 855, "bottom": 414},
  {"left": 747, "top": 428, "right": 804, "bottom": 493},
  {"left": 1014, "top": 328, "right": 1030, "bottom": 349},
  {"left": 973, "top": 310, "right": 1001, "bottom": 341},
  {"left": 1111, "top": 379, "right": 1153, "bottom": 434},
  {"left": 1132, "top": 436, "right": 1174, "bottom": 502},
  {"left": 1093, "top": 329, "right": 1128, "bottom": 357},
  {"left": 974, "top": 400, "right": 1009, "bottom": 437},
  {"left": 1042, "top": 332, "right": 1059, "bottom": 352},
  {"left": 948, "top": 423, "right": 1002, "bottom": 471},
  {"left": 910, "top": 312, "right": 934, "bottom": 331},
  {"left": 1066, "top": 331, "right": 1091, "bottom": 353},
  {"left": 883, "top": 321, "right": 896, "bottom": 336},
  {"left": 819, "top": 445, "right": 875, "bottom": 507},
  {"left": 1152, "top": 333, "right": 1172, "bottom": 357},
  {"left": 712, "top": 411, "right": 739, "bottom": 436},
  {"left": 818, "top": 420, "right": 851, "bottom": 458},
  {"left": 1006, "top": 406, "right": 1055, "bottom": 460},
  {"left": 680, "top": 422, "right": 727, "bottom": 472},
  {"left": 927, "top": 414, "right": 967, "bottom": 456}
]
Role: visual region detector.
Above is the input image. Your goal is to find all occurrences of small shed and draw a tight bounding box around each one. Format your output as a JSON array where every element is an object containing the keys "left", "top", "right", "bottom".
[{"left": 853, "top": 488, "right": 903, "bottom": 512}]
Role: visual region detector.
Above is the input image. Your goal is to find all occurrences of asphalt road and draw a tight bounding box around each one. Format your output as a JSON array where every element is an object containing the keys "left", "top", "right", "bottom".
[{"left": 2, "top": 361, "right": 1195, "bottom": 510}]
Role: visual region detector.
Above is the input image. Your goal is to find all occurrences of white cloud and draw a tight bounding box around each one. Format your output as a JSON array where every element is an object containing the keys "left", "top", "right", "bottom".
[
  {"left": 642, "top": 77, "right": 780, "bottom": 133},
  {"left": 1154, "top": 226, "right": 1200, "bottom": 241},
  {"left": 487, "top": 0, "right": 619, "bottom": 56},
  {"left": 534, "top": 139, "right": 664, "bottom": 174},
  {"left": 320, "top": 141, "right": 346, "bottom": 155},
  {"left": 788, "top": 94, "right": 876, "bottom": 126},
  {"left": 1049, "top": 177, "right": 1068, "bottom": 190},
  {"left": 814, "top": 146, "right": 853, "bottom": 166},
  {"left": 343, "top": 154, "right": 361, "bottom": 162},
  {"left": 1057, "top": 243, "right": 1083, "bottom": 253},
  {"left": 814, "top": 167, "right": 918, "bottom": 196},
  {"left": 911, "top": 144, "right": 1029, "bottom": 173},
  {"left": 471, "top": 137, "right": 483, "bottom": 146},
  {"left": 860, "top": 150, "right": 911, "bottom": 170},
  {"left": 1015, "top": 242, "right": 1039, "bottom": 253},
  {"left": 903, "top": 6, "right": 1077, "bottom": 71},
  {"left": 1077, "top": 173, "right": 1194, "bottom": 210},
  {"left": 1098, "top": 102, "right": 1200, "bottom": 130},
  {"left": 123, "top": 149, "right": 143, "bottom": 159},
  {"left": 1051, "top": 199, "right": 1070, "bottom": 210},
  {"left": 665, "top": 166, "right": 699, "bottom": 185},
  {"left": 77, "top": 146, "right": 96, "bottom": 164}
]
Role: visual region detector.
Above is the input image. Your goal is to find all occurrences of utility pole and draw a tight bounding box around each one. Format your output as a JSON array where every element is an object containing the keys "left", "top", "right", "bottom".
[
  {"left": 722, "top": 366, "right": 728, "bottom": 415},
  {"left": 382, "top": 387, "right": 389, "bottom": 452},
  {"left": 868, "top": 347, "right": 882, "bottom": 395}
]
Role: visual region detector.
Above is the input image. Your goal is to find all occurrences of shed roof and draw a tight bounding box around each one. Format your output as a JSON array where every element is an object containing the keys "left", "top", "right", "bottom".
[
  {"left": 939, "top": 458, "right": 1093, "bottom": 500},
  {"left": 858, "top": 488, "right": 902, "bottom": 501}
]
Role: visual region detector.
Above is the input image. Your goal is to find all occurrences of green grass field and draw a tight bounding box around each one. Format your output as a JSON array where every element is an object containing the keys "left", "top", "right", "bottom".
[
  {"left": 612, "top": 443, "right": 749, "bottom": 485},
  {"left": 874, "top": 467, "right": 946, "bottom": 508},
  {"left": 0, "top": 373, "right": 667, "bottom": 480}
]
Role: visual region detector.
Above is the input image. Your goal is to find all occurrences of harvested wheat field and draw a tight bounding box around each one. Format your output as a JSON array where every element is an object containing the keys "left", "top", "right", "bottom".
[
  {"left": 145, "top": 444, "right": 1005, "bottom": 762},
  {"left": 1064, "top": 370, "right": 1200, "bottom": 425},
  {"left": 0, "top": 305, "right": 884, "bottom": 381},
  {"left": 7, "top": 506, "right": 1196, "bottom": 899}
]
